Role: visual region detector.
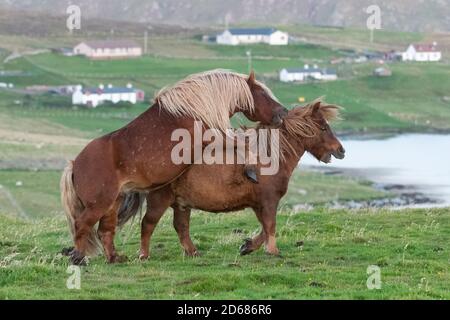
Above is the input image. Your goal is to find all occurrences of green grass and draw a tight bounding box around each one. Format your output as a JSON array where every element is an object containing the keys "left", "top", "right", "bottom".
[
  {"left": 205, "top": 42, "right": 341, "bottom": 60},
  {"left": 282, "top": 25, "right": 424, "bottom": 51},
  {"left": 0, "top": 170, "right": 62, "bottom": 219},
  {"left": 0, "top": 169, "right": 386, "bottom": 220},
  {"left": 2, "top": 51, "right": 448, "bottom": 133},
  {"left": 0, "top": 208, "right": 448, "bottom": 299},
  {"left": 284, "top": 170, "right": 388, "bottom": 207},
  {"left": 1, "top": 25, "right": 449, "bottom": 301}
]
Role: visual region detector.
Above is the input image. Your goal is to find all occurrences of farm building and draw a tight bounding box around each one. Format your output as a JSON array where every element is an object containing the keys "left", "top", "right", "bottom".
[
  {"left": 73, "top": 40, "right": 142, "bottom": 59},
  {"left": 279, "top": 65, "right": 337, "bottom": 82},
  {"left": 72, "top": 84, "right": 145, "bottom": 108},
  {"left": 216, "top": 28, "right": 288, "bottom": 46},
  {"left": 401, "top": 43, "right": 441, "bottom": 62}
]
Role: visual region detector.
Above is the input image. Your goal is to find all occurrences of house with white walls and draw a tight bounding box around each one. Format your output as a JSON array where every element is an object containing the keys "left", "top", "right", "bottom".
[
  {"left": 73, "top": 40, "right": 142, "bottom": 60},
  {"left": 279, "top": 65, "right": 337, "bottom": 82},
  {"left": 216, "top": 28, "right": 289, "bottom": 45},
  {"left": 72, "top": 84, "right": 145, "bottom": 108},
  {"left": 402, "top": 43, "right": 441, "bottom": 62}
]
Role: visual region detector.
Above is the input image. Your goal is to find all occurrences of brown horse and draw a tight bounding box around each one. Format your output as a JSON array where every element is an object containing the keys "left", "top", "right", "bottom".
[
  {"left": 60, "top": 70, "right": 288, "bottom": 265},
  {"left": 119, "top": 100, "right": 345, "bottom": 259}
]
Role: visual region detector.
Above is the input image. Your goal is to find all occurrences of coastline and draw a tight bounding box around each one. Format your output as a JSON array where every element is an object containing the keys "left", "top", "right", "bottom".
[{"left": 302, "top": 165, "right": 446, "bottom": 210}]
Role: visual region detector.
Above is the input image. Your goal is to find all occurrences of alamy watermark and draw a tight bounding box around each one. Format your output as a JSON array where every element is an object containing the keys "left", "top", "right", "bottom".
[
  {"left": 66, "top": 265, "right": 81, "bottom": 290},
  {"left": 66, "top": 5, "right": 81, "bottom": 32},
  {"left": 171, "top": 121, "right": 280, "bottom": 175},
  {"left": 366, "top": 265, "right": 381, "bottom": 290},
  {"left": 366, "top": 5, "right": 382, "bottom": 42}
]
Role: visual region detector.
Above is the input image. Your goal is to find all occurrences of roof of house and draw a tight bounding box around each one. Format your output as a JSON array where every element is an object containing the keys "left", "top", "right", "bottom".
[
  {"left": 227, "top": 28, "right": 278, "bottom": 36},
  {"left": 78, "top": 40, "right": 141, "bottom": 50},
  {"left": 282, "top": 67, "right": 337, "bottom": 75},
  {"left": 82, "top": 87, "right": 136, "bottom": 95},
  {"left": 412, "top": 44, "right": 439, "bottom": 52},
  {"left": 283, "top": 67, "right": 322, "bottom": 73},
  {"left": 322, "top": 68, "right": 337, "bottom": 75}
]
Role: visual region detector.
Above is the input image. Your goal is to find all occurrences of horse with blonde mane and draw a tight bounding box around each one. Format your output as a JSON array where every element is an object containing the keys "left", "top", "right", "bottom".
[
  {"left": 60, "top": 70, "right": 288, "bottom": 265},
  {"left": 118, "top": 100, "right": 345, "bottom": 259}
]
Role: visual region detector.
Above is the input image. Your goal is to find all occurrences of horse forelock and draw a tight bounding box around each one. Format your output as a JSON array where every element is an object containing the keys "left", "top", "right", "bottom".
[
  {"left": 155, "top": 69, "right": 278, "bottom": 132},
  {"left": 257, "top": 98, "right": 342, "bottom": 162},
  {"left": 283, "top": 98, "right": 341, "bottom": 136}
]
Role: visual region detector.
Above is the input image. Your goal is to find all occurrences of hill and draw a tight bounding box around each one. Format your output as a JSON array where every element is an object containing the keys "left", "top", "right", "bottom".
[{"left": 1, "top": 0, "right": 450, "bottom": 32}]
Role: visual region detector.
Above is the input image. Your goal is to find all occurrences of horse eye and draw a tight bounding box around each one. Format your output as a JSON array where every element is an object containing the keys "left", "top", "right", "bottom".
[{"left": 321, "top": 127, "right": 327, "bottom": 131}]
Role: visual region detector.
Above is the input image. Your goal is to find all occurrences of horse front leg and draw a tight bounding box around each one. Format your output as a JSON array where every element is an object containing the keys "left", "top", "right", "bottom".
[{"left": 260, "top": 205, "right": 280, "bottom": 256}]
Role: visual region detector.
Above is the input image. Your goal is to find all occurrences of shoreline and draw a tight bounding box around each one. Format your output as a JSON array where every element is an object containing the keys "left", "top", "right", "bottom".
[
  {"left": 336, "top": 127, "right": 450, "bottom": 140},
  {"left": 301, "top": 165, "right": 446, "bottom": 210}
]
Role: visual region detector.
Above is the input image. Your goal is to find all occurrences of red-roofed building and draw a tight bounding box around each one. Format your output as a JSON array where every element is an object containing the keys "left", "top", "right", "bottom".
[{"left": 402, "top": 43, "right": 441, "bottom": 62}]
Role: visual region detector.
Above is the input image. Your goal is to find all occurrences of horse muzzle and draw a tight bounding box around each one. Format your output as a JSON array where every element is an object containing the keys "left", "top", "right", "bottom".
[
  {"left": 332, "top": 146, "right": 346, "bottom": 160},
  {"left": 272, "top": 108, "right": 288, "bottom": 127}
]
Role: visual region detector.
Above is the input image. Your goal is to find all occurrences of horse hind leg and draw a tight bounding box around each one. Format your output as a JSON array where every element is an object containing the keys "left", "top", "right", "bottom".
[
  {"left": 70, "top": 207, "right": 105, "bottom": 265},
  {"left": 97, "top": 201, "right": 128, "bottom": 264},
  {"left": 173, "top": 207, "right": 200, "bottom": 257},
  {"left": 240, "top": 230, "right": 265, "bottom": 256},
  {"left": 239, "top": 208, "right": 266, "bottom": 255},
  {"left": 139, "top": 189, "right": 174, "bottom": 260}
]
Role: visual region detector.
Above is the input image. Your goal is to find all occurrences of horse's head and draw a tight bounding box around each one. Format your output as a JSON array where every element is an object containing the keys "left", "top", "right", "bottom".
[
  {"left": 304, "top": 101, "right": 345, "bottom": 163},
  {"left": 241, "top": 71, "right": 288, "bottom": 126}
]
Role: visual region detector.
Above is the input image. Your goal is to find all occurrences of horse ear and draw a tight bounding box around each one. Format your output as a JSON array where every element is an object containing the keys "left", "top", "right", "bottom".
[
  {"left": 247, "top": 70, "right": 256, "bottom": 85},
  {"left": 311, "top": 100, "right": 322, "bottom": 116}
]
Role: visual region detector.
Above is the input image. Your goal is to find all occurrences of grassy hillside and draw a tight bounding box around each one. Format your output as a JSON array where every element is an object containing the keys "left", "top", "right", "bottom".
[
  {"left": 0, "top": 169, "right": 387, "bottom": 219},
  {"left": 1, "top": 47, "right": 449, "bottom": 133},
  {"left": 0, "top": 208, "right": 448, "bottom": 299}
]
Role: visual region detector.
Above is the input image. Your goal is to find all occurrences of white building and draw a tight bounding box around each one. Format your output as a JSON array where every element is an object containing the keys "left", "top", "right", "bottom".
[
  {"left": 216, "top": 28, "right": 289, "bottom": 46},
  {"left": 73, "top": 40, "right": 142, "bottom": 60},
  {"left": 279, "top": 65, "right": 337, "bottom": 82},
  {"left": 72, "top": 84, "right": 145, "bottom": 108},
  {"left": 402, "top": 43, "right": 441, "bottom": 62}
]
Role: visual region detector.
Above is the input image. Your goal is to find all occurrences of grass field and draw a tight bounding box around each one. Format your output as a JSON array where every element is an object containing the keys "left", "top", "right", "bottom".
[
  {"left": 0, "top": 208, "right": 448, "bottom": 299},
  {"left": 1, "top": 46, "right": 449, "bottom": 133},
  {"left": 1, "top": 26, "right": 450, "bottom": 300},
  {"left": 0, "top": 169, "right": 386, "bottom": 220}
]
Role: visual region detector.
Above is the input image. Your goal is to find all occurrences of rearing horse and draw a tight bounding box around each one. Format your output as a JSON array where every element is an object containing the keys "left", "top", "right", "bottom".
[{"left": 60, "top": 69, "right": 287, "bottom": 265}]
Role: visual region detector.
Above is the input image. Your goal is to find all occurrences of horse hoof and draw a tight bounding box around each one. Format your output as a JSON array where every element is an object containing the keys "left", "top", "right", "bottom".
[
  {"left": 244, "top": 168, "right": 259, "bottom": 184},
  {"left": 185, "top": 250, "right": 201, "bottom": 257},
  {"left": 69, "top": 250, "right": 87, "bottom": 266},
  {"left": 108, "top": 255, "right": 129, "bottom": 264},
  {"left": 139, "top": 253, "right": 149, "bottom": 261},
  {"left": 61, "top": 247, "right": 75, "bottom": 256},
  {"left": 239, "top": 238, "right": 254, "bottom": 256},
  {"left": 265, "top": 251, "right": 282, "bottom": 258}
]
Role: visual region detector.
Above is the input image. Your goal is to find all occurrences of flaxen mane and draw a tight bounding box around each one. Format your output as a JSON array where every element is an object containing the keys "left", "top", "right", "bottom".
[{"left": 155, "top": 69, "right": 277, "bottom": 132}]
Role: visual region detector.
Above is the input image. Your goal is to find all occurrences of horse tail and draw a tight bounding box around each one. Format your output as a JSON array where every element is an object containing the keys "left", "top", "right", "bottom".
[
  {"left": 60, "top": 161, "right": 102, "bottom": 256},
  {"left": 117, "top": 192, "right": 145, "bottom": 228}
]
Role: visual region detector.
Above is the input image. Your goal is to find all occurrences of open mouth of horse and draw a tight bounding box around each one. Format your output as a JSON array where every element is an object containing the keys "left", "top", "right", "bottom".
[{"left": 321, "top": 149, "right": 346, "bottom": 163}]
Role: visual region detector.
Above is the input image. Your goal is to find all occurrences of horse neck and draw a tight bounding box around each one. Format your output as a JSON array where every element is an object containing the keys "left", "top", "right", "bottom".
[{"left": 278, "top": 131, "right": 307, "bottom": 174}]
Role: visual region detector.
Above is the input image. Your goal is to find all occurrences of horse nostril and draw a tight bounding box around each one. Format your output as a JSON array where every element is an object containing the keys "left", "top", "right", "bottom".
[{"left": 339, "top": 146, "right": 346, "bottom": 154}]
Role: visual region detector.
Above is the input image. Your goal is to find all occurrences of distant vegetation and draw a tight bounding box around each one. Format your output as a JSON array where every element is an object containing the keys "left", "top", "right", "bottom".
[{"left": 2, "top": 44, "right": 449, "bottom": 133}]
